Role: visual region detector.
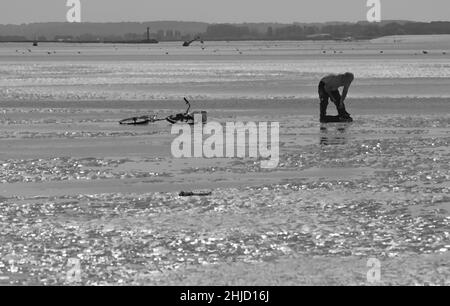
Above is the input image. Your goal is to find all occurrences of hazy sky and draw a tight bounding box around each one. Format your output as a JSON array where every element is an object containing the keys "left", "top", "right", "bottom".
[{"left": 1, "top": 0, "right": 449, "bottom": 24}]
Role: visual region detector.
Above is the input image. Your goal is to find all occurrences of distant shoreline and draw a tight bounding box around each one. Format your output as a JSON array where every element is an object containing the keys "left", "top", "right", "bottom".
[
  {"left": 2, "top": 34, "right": 450, "bottom": 44},
  {"left": 1, "top": 39, "right": 354, "bottom": 44},
  {"left": 2, "top": 20, "right": 450, "bottom": 43}
]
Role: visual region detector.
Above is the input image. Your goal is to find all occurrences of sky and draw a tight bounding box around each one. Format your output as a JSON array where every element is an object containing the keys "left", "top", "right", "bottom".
[{"left": 0, "top": 0, "right": 449, "bottom": 24}]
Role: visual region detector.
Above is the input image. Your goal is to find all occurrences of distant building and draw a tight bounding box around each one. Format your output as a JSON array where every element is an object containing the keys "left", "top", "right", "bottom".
[
  {"left": 165, "top": 30, "right": 174, "bottom": 39},
  {"left": 156, "top": 30, "right": 164, "bottom": 40}
]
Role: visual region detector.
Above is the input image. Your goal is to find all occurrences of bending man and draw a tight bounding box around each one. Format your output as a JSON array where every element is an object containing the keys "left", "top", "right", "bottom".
[{"left": 318, "top": 72, "right": 354, "bottom": 122}]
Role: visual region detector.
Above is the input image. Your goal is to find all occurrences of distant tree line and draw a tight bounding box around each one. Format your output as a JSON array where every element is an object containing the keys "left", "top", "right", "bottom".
[
  {"left": 1, "top": 21, "right": 450, "bottom": 42},
  {"left": 0, "top": 35, "right": 28, "bottom": 42},
  {"left": 202, "top": 21, "right": 450, "bottom": 41},
  {"left": 0, "top": 30, "right": 188, "bottom": 42}
]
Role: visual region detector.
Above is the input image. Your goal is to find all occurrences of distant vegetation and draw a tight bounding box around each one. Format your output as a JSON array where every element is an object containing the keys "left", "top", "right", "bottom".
[
  {"left": 201, "top": 21, "right": 450, "bottom": 41},
  {"left": 1, "top": 21, "right": 450, "bottom": 42}
]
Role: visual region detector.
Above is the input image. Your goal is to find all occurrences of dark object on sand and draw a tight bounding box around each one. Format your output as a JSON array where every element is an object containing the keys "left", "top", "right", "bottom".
[
  {"left": 166, "top": 98, "right": 207, "bottom": 125},
  {"left": 183, "top": 36, "right": 201, "bottom": 47},
  {"left": 166, "top": 113, "right": 193, "bottom": 124},
  {"left": 119, "top": 98, "right": 207, "bottom": 126},
  {"left": 166, "top": 111, "right": 207, "bottom": 125},
  {"left": 33, "top": 41, "right": 38, "bottom": 47},
  {"left": 320, "top": 115, "right": 353, "bottom": 123},
  {"left": 119, "top": 114, "right": 167, "bottom": 125},
  {"left": 179, "top": 190, "right": 212, "bottom": 197},
  {"left": 119, "top": 115, "right": 154, "bottom": 125}
]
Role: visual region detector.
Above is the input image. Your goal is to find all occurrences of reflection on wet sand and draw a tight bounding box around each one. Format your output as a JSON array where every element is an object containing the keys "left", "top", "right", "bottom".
[{"left": 320, "top": 123, "right": 350, "bottom": 145}]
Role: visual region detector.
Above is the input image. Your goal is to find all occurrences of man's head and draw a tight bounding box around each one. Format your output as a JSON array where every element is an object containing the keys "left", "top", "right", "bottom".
[{"left": 343, "top": 72, "right": 354, "bottom": 82}]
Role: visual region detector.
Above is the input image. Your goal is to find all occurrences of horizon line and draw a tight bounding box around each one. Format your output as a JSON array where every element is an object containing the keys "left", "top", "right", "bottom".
[{"left": 2, "top": 19, "right": 450, "bottom": 26}]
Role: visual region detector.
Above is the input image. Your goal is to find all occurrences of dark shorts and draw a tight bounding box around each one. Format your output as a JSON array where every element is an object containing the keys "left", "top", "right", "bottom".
[{"left": 318, "top": 81, "right": 341, "bottom": 104}]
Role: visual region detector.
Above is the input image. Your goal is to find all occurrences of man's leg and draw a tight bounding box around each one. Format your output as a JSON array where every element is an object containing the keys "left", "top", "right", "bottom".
[
  {"left": 320, "top": 97, "right": 329, "bottom": 122},
  {"left": 330, "top": 91, "right": 350, "bottom": 117},
  {"left": 319, "top": 83, "right": 329, "bottom": 121}
]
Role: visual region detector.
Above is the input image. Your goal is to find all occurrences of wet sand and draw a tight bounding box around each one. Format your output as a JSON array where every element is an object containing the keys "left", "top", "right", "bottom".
[{"left": 0, "top": 97, "right": 448, "bottom": 285}]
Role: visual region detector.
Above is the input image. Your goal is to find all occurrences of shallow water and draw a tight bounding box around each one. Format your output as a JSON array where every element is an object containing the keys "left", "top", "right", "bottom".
[
  {"left": 0, "top": 106, "right": 449, "bottom": 285},
  {"left": 0, "top": 40, "right": 450, "bottom": 101}
]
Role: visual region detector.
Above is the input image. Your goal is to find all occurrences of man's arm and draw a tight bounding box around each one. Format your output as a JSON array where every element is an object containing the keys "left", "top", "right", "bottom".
[
  {"left": 340, "top": 80, "right": 352, "bottom": 107},
  {"left": 340, "top": 86, "right": 349, "bottom": 106}
]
